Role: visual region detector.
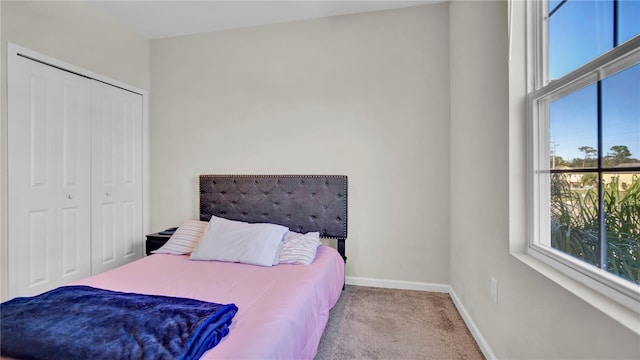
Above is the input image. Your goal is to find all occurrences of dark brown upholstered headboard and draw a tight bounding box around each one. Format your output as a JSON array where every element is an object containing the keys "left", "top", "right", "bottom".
[{"left": 199, "top": 175, "right": 347, "bottom": 261}]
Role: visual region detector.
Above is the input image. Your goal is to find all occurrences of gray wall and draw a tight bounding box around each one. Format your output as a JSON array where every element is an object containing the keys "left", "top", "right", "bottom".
[
  {"left": 449, "top": 1, "right": 639, "bottom": 358},
  {"left": 149, "top": 4, "right": 452, "bottom": 285}
]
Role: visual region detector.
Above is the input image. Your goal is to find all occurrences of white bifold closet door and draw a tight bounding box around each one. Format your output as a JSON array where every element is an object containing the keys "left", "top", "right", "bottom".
[
  {"left": 90, "top": 81, "right": 143, "bottom": 274},
  {"left": 8, "top": 54, "right": 92, "bottom": 297},
  {"left": 8, "top": 50, "right": 143, "bottom": 298}
]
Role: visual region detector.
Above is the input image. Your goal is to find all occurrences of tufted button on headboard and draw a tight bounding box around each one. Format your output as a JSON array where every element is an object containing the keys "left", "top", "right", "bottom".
[{"left": 199, "top": 175, "right": 347, "bottom": 261}]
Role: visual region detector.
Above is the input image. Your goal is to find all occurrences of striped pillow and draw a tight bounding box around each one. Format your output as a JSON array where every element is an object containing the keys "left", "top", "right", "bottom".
[
  {"left": 152, "top": 220, "right": 207, "bottom": 255},
  {"left": 278, "top": 231, "right": 321, "bottom": 265}
]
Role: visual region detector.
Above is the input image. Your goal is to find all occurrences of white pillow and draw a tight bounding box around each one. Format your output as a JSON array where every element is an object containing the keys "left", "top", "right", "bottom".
[
  {"left": 190, "top": 215, "right": 288, "bottom": 267},
  {"left": 151, "top": 220, "right": 207, "bottom": 255},
  {"left": 278, "top": 231, "right": 321, "bottom": 265}
]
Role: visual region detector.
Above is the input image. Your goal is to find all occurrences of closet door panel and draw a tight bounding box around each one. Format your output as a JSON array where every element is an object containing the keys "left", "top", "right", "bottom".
[
  {"left": 60, "top": 83, "right": 92, "bottom": 281},
  {"left": 99, "top": 202, "right": 117, "bottom": 264},
  {"left": 91, "top": 81, "right": 143, "bottom": 274},
  {"left": 61, "top": 207, "right": 82, "bottom": 277},
  {"left": 26, "top": 210, "right": 51, "bottom": 288},
  {"left": 8, "top": 55, "right": 92, "bottom": 298},
  {"left": 122, "top": 200, "right": 137, "bottom": 258},
  {"left": 28, "top": 75, "right": 50, "bottom": 188}
]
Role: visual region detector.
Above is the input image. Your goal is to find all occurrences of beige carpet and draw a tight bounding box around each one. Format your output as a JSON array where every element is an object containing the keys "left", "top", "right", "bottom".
[{"left": 315, "top": 286, "right": 485, "bottom": 360}]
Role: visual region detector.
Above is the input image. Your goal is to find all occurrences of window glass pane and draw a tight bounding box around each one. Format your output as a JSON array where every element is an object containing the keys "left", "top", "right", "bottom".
[
  {"left": 550, "top": 172, "right": 600, "bottom": 267},
  {"left": 603, "top": 172, "right": 640, "bottom": 284},
  {"left": 602, "top": 63, "right": 640, "bottom": 167},
  {"left": 533, "top": 0, "right": 640, "bottom": 302},
  {"left": 618, "top": 0, "right": 640, "bottom": 45},
  {"left": 550, "top": 84, "right": 599, "bottom": 169},
  {"left": 549, "top": 0, "right": 613, "bottom": 80}
]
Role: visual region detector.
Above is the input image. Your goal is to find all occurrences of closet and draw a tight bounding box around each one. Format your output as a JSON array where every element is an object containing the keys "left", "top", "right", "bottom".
[{"left": 7, "top": 45, "right": 144, "bottom": 298}]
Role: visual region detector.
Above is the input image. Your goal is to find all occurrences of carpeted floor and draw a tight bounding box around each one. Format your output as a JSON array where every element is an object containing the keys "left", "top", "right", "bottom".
[{"left": 316, "top": 285, "right": 485, "bottom": 360}]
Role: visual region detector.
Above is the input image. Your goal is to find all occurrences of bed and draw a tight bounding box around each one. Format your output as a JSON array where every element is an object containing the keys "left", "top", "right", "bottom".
[{"left": 1, "top": 174, "right": 347, "bottom": 360}]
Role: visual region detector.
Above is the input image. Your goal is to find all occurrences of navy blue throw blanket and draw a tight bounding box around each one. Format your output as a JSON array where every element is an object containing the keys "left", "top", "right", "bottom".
[{"left": 1, "top": 285, "right": 238, "bottom": 360}]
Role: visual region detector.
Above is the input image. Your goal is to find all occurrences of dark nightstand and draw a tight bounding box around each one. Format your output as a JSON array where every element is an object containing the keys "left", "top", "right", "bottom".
[{"left": 145, "top": 227, "right": 177, "bottom": 255}]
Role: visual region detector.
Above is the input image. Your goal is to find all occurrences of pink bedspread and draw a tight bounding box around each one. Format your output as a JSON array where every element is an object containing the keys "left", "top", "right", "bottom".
[{"left": 74, "top": 245, "right": 344, "bottom": 359}]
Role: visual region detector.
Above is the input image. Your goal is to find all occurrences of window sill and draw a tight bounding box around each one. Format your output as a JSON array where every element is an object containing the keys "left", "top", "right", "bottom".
[{"left": 510, "top": 251, "right": 640, "bottom": 335}]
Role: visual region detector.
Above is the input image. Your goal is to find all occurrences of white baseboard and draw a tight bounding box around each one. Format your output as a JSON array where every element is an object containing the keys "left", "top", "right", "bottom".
[
  {"left": 345, "top": 276, "right": 496, "bottom": 360},
  {"left": 449, "top": 288, "right": 497, "bottom": 360},
  {"left": 345, "top": 276, "right": 450, "bottom": 293}
]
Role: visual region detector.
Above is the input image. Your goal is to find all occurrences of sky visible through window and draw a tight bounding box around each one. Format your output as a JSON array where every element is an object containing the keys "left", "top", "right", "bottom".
[{"left": 548, "top": 0, "right": 639, "bottom": 164}]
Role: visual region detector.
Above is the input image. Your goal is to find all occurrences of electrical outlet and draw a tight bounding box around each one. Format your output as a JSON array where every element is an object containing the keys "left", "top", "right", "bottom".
[{"left": 490, "top": 277, "right": 498, "bottom": 304}]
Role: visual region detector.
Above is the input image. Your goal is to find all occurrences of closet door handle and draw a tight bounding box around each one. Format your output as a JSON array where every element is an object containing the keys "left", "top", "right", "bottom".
[
  {"left": 106, "top": 192, "right": 111, "bottom": 197},
  {"left": 67, "top": 194, "right": 74, "bottom": 200}
]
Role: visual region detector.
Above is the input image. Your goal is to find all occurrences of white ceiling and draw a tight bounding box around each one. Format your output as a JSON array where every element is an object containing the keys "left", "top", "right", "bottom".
[{"left": 86, "top": 1, "right": 437, "bottom": 39}]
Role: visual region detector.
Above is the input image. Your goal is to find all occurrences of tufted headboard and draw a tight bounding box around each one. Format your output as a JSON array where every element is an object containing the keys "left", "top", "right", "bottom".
[{"left": 199, "top": 175, "right": 347, "bottom": 261}]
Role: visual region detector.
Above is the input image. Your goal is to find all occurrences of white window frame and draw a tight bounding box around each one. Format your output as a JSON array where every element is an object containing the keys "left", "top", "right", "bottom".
[{"left": 526, "top": 0, "right": 640, "bottom": 313}]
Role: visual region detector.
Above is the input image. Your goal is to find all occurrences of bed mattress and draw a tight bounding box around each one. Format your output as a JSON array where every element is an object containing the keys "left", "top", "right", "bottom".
[{"left": 74, "top": 245, "right": 345, "bottom": 359}]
